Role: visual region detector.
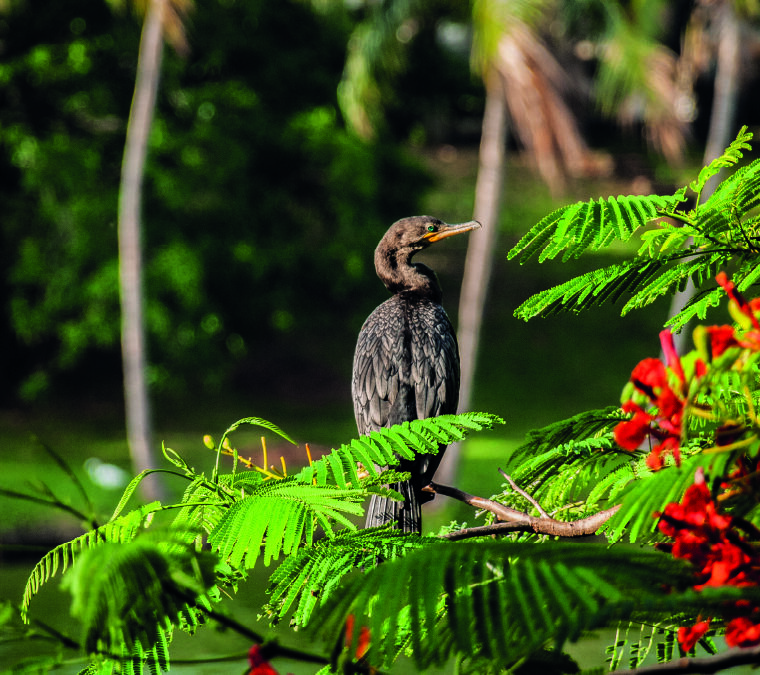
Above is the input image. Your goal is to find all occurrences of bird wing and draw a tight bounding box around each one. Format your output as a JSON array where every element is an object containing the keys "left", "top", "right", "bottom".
[
  {"left": 352, "top": 297, "right": 403, "bottom": 436},
  {"left": 351, "top": 295, "right": 459, "bottom": 436}
]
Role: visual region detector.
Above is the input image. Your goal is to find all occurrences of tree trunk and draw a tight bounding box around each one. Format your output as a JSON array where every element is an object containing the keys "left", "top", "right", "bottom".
[
  {"left": 436, "top": 70, "right": 508, "bottom": 486},
  {"left": 118, "top": 0, "right": 166, "bottom": 500},
  {"left": 668, "top": 1, "right": 741, "bottom": 353}
]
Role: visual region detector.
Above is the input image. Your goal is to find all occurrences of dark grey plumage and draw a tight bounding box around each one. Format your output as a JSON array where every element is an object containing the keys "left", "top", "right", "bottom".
[{"left": 352, "top": 215, "right": 480, "bottom": 533}]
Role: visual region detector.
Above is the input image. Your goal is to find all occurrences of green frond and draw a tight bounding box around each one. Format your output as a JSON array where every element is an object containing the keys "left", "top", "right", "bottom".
[
  {"left": 166, "top": 477, "right": 229, "bottom": 546},
  {"left": 22, "top": 502, "right": 163, "bottom": 619},
  {"left": 314, "top": 540, "right": 722, "bottom": 670},
  {"left": 513, "top": 259, "right": 664, "bottom": 320},
  {"left": 263, "top": 527, "right": 434, "bottom": 627},
  {"left": 621, "top": 252, "right": 726, "bottom": 314},
  {"left": 207, "top": 479, "right": 366, "bottom": 569},
  {"left": 219, "top": 416, "right": 297, "bottom": 446},
  {"left": 736, "top": 256, "right": 760, "bottom": 292},
  {"left": 213, "top": 416, "right": 297, "bottom": 482},
  {"left": 507, "top": 194, "right": 681, "bottom": 264},
  {"left": 503, "top": 432, "right": 634, "bottom": 519},
  {"left": 664, "top": 286, "right": 725, "bottom": 332},
  {"left": 62, "top": 537, "right": 217, "bottom": 663},
  {"left": 295, "top": 413, "right": 504, "bottom": 488},
  {"left": 510, "top": 407, "right": 626, "bottom": 462},
  {"left": 689, "top": 125, "right": 752, "bottom": 198},
  {"left": 637, "top": 222, "right": 699, "bottom": 258},
  {"left": 509, "top": 127, "right": 760, "bottom": 327}
]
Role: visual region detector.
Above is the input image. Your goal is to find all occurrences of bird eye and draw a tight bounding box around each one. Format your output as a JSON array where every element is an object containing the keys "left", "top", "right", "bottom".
[{"left": 427, "top": 225, "right": 436, "bottom": 232}]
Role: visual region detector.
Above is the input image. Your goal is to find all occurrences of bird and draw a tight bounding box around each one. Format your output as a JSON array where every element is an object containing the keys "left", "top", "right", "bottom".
[{"left": 352, "top": 215, "right": 481, "bottom": 534}]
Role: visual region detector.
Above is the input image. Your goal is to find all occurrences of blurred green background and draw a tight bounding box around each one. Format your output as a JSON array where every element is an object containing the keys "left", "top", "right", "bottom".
[{"left": 2, "top": 0, "right": 760, "bottom": 671}]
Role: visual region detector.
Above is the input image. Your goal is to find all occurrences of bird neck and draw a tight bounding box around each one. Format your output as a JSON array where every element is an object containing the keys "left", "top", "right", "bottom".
[{"left": 375, "top": 246, "right": 442, "bottom": 303}]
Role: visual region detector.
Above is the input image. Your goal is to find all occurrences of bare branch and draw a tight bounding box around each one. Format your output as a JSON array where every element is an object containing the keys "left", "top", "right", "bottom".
[{"left": 425, "top": 481, "right": 620, "bottom": 539}]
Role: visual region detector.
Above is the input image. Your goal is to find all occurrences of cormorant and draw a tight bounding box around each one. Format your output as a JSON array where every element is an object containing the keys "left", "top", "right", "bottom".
[{"left": 352, "top": 215, "right": 481, "bottom": 533}]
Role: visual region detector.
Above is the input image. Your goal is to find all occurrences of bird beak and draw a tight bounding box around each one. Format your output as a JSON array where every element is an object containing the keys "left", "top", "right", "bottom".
[{"left": 423, "top": 220, "right": 481, "bottom": 243}]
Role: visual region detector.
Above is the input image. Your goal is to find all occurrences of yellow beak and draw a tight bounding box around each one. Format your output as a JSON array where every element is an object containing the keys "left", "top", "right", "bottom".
[{"left": 423, "top": 220, "right": 481, "bottom": 243}]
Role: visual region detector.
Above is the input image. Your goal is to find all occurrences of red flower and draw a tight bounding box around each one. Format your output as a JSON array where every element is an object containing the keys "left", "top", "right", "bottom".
[
  {"left": 631, "top": 358, "right": 669, "bottom": 395},
  {"left": 726, "top": 616, "right": 760, "bottom": 648},
  {"left": 706, "top": 325, "right": 740, "bottom": 358},
  {"left": 618, "top": 354, "right": 685, "bottom": 468},
  {"left": 646, "top": 436, "right": 680, "bottom": 471},
  {"left": 677, "top": 620, "right": 710, "bottom": 651},
  {"left": 614, "top": 403, "right": 652, "bottom": 450},
  {"left": 247, "top": 645, "right": 279, "bottom": 675},
  {"left": 659, "top": 471, "right": 760, "bottom": 648},
  {"left": 345, "top": 614, "right": 372, "bottom": 661},
  {"left": 660, "top": 329, "right": 686, "bottom": 383}
]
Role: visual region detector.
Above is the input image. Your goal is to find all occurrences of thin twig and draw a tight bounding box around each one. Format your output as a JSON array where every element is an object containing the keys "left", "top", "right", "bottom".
[{"left": 498, "top": 468, "right": 549, "bottom": 518}]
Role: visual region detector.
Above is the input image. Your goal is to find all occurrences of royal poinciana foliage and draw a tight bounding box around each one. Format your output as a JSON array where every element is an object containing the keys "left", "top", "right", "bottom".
[{"left": 7, "top": 130, "right": 760, "bottom": 674}]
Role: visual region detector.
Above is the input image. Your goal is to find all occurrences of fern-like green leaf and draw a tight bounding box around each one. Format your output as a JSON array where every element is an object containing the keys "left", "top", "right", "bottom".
[
  {"left": 295, "top": 413, "right": 504, "bottom": 488},
  {"left": 207, "top": 479, "right": 366, "bottom": 569},
  {"left": 263, "top": 527, "right": 432, "bottom": 627},
  {"left": 508, "top": 127, "right": 760, "bottom": 327},
  {"left": 664, "top": 286, "right": 725, "bottom": 332},
  {"left": 689, "top": 124, "right": 752, "bottom": 197},
  {"left": 22, "top": 502, "right": 163, "bottom": 618},
  {"left": 499, "top": 408, "right": 635, "bottom": 517},
  {"left": 508, "top": 194, "right": 681, "bottom": 264},
  {"left": 62, "top": 537, "right": 217, "bottom": 660},
  {"left": 509, "top": 407, "right": 625, "bottom": 462},
  {"left": 315, "top": 540, "right": 745, "bottom": 670},
  {"left": 513, "top": 259, "right": 663, "bottom": 320},
  {"left": 212, "top": 416, "right": 297, "bottom": 482},
  {"left": 621, "top": 251, "right": 726, "bottom": 314}
]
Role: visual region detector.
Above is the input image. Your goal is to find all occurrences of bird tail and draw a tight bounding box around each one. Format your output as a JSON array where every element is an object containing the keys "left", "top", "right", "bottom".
[{"left": 365, "top": 479, "right": 423, "bottom": 534}]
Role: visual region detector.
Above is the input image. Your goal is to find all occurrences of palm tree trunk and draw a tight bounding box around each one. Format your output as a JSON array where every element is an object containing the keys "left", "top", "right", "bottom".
[
  {"left": 668, "top": 1, "right": 741, "bottom": 353},
  {"left": 436, "top": 70, "right": 508, "bottom": 486},
  {"left": 118, "top": 0, "right": 166, "bottom": 500}
]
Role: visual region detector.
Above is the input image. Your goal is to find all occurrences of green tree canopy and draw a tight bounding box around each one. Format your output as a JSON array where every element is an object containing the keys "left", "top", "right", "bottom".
[{"left": 0, "top": 0, "right": 433, "bottom": 403}]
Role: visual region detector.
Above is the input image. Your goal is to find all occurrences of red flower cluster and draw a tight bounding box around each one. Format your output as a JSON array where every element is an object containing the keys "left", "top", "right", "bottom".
[
  {"left": 657, "top": 471, "right": 760, "bottom": 651},
  {"left": 615, "top": 274, "right": 760, "bottom": 470},
  {"left": 614, "top": 330, "right": 691, "bottom": 470}
]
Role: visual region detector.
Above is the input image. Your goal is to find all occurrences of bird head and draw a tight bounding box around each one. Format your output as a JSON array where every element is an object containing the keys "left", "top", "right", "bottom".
[{"left": 383, "top": 215, "right": 481, "bottom": 253}]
